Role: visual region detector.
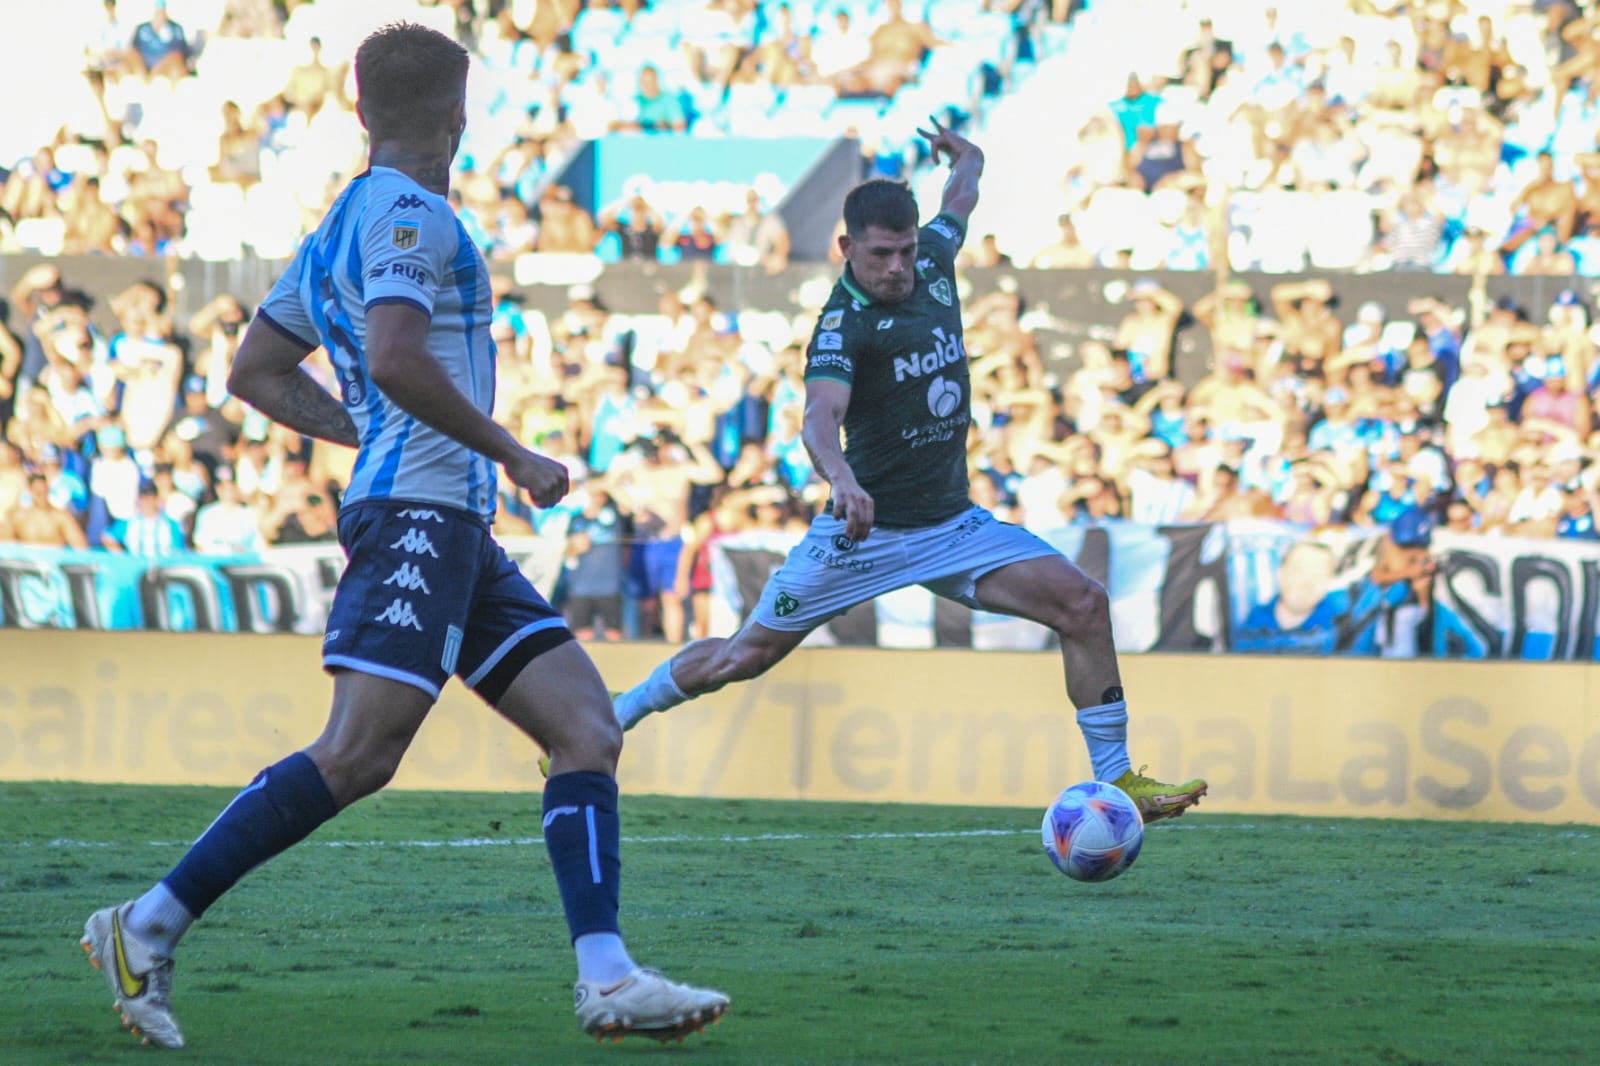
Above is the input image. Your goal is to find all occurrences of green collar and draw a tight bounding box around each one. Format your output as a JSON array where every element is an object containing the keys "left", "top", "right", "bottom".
[{"left": 840, "top": 265, "right": 874, "bottom": 307}]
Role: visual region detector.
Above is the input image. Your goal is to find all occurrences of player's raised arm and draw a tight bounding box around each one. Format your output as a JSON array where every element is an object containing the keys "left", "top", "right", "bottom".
[
  {"left": 803, "top": 377, "right": 874, "bottom": 540},
  {"left": 917, "top": 116, "right": 984, "bottom": 228}
]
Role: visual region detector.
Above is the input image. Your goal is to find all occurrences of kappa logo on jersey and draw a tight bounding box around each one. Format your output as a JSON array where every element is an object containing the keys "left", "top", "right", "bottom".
[
  {"left": 390, "top": 527, "right": 441, "bottom": 557},
  {"left": 927, "top": 376, "right": 962, "bottom": 418},
  {"left": 928, "top": 218, "right": 958, "bottom": 240},
  {"left": 398, "top": 508, "right": 444, "bottom": 522},
  {"left": 391, "top": 220, "right": 420, "bottom": 250},
  {"left": 929, "top": 277, "right": 954, "bottom": 306},
  {"left": 375, "top": 597, "right": 424, "bottom": 631},
  {"left": 818, "top": 331, "right": 842, "bottom": 350},
  {"left": 821, "top": 310, "right": 843, "bottom": 330},
  {"left": 391, "top": 194, "right": 432, "bottom": 212},
  {"left": 893, "top": 326, "right": 966, "bottom": 382},
  {"left": 383, "top": 562, "right": 432, "bottom": 594},
  {"left": 877, "top": 318, "right": 894, "bottom": 330}
]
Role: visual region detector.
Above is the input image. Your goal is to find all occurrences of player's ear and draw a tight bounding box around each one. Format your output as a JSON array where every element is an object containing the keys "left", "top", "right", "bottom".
[{"left": 837, "top": 233, "right": 852, "bottom": 259}]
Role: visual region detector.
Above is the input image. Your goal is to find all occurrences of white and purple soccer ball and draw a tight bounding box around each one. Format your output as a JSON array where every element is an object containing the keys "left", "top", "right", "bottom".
[{"left": 1041, "top": 781, "right": 1144, "bottom": 883}]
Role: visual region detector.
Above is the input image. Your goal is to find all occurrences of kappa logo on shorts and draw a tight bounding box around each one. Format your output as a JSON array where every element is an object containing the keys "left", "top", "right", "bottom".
[
  {"left": 375, "top": 598, "right": 424, "bottom": 631},
  {"left": 774, "top": 591, "right": 800, "bottom": 617},
  {"left": 398, "top": 508, "right": 444, "bottom": 522},
  {"left": 383, "top": 562, "right": 432, "bottom": 594},
  {"left": 390, "top": 527, "right": 440, "bottom": 557}
]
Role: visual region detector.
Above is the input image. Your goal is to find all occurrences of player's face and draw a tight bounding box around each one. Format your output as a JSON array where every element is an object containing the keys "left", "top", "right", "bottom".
[{"left": 842, "top": 225, "right": 918, "bottom": 304}]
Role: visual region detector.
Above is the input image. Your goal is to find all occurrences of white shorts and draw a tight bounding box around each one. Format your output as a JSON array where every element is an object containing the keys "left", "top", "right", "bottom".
[{"left": 750, "top": 504, "right": 1060, "bottom": 632}]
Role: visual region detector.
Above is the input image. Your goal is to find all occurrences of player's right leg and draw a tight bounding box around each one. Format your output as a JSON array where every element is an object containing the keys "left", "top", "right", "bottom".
[
  {"left": 614, "top": 511, "right": 905, "bottom": 731},
  {"left": 82, "top": 672, "right": 434, "bottom": 1049}
]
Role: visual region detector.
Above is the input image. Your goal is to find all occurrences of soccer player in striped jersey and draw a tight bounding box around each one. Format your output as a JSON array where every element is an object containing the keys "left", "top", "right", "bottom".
[
  {"left": 614, "top": 119, "right": 1207, "bottom": 825},
  {"left": 79, "top": 22, "right": 726, "bottom": 1051}
]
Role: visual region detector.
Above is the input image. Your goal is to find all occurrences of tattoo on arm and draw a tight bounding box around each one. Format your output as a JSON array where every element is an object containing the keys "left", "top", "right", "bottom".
[{"left": 256, "top": 369, "right": 360, "bottom": 447}]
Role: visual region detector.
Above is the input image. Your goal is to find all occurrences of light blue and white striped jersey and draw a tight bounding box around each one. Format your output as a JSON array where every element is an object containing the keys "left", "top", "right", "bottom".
[{"left": 257, "top": 166, "right": 497, "bottom": 519}]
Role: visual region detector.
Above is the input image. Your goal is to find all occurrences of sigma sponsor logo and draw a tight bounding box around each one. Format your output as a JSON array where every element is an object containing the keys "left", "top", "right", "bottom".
[
  {"left": 810, "top": 352, "right": 851, "bottom": 373},
  {"left": 817, "top": 331, "right": 843, "bottom": 351},
  {"left": 390, "top": 527, "right": 440, "bottom": 557},
  {"left": 944, "top": 511, "right": 992, "bottom": 549},
  {"left": 821, "top": 309, "right": 843, "bottom": 330},
  {"left": 893, "top": 327, "right": 966, "bottom": 381},
  {"left": 374, "top": 597, "right": 424, "bottom": 631},
  {"left": 806, "top": 545, "right": 875, "bottom": 572}
]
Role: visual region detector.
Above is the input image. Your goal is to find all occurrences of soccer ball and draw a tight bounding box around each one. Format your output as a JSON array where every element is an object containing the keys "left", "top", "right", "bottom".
[{"left": 1041, "top": 781, "right": 1144, "bottom": 883}]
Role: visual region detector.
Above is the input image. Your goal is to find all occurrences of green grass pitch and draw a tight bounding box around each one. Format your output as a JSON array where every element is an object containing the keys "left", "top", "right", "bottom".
[{"left": 4, "top": 782, "right": 1598, "bottom": 1064}]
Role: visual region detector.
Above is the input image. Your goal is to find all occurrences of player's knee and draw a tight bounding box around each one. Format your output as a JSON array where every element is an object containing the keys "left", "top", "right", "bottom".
[
  {"left": 1060, "top": 573, "right": 1111, "bottom": 629},
  {"left": 552, "top": 702, "right": 623, "bottom": 769}
]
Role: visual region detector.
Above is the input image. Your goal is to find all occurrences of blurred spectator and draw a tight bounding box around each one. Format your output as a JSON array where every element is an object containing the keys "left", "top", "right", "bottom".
[
  {"left": 103, "top": 480, "right": 183, "bottom": 555},
  {"left": 210, "top": 102, "right": 263, "bottom": 187},
  {"left": 535, "top": 184, "right": 598, "bottom": 253},
  {"left": 128, "top": 1, "right": 191, "bottom": 82},
  {"left": 832, "top": 0, "right": 946, "bottom": 99},
  {"left": 11, "top": 470, "right": 88, "bottom": 548},
  {"left": 670, "top": 205, "right": 723, "bottom": 262},
  {"left": 561, "top": 487, "right": 626, "bottom": 641},
  {"left": 160, "top": 375, "right": 239, "bottom": 472},
  {"left": 1109, "top": 73, "right": 1161, "bottom": 150},
  {"left": 282, "top": 37, "right": 345, "bottom": 117},
  {"left": 1114, "top": 279, "right": 1182, "bottom": 383},
  {"left": 191, "top": 466, "right": 262, "bottom": 555},
  {"left": 619, "top": 65, "right": 687, "bottom": 133},
  {"left": 599, "top": 193, "right": 666, "bottom": 261},
  {"left": 1501, "top": 152, "right": 1576, "bottom": 259},
  {"left": 1029, "top": 214, "right": 1095, "bottom": 268},
  {"left": 722, "top": 189, "right": 790, "bottom": 273}
]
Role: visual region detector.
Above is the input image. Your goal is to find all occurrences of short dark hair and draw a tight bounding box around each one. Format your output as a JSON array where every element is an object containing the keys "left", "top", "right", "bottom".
[
  {"left": 843, "top": 179, "right": 918, "bottom": 238},
  {"left": 355, "top": 22, "right": 470, "bottom": 143}
]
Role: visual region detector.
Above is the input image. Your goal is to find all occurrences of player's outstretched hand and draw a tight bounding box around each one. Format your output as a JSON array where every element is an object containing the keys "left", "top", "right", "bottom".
[
  {"left": 504, "top": 448, "right": 571, "bottom": 509},
  {"left": 916, "top": 115, "right": 978, "bottom": 167}
]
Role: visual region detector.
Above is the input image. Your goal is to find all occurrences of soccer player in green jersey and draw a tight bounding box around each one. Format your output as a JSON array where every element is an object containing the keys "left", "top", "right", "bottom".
[{"left": 614, "top": 119, "right": 1206, "bottom": 823}]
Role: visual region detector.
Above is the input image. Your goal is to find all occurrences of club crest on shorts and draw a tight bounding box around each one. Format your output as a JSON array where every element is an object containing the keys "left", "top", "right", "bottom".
[{"left": 391, "top": 220, "right": 420, "bottom": 249}]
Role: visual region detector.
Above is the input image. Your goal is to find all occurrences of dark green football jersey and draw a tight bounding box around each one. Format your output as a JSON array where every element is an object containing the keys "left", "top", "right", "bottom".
[{"left": 804, "top": 212, "right": 971, "bottom": 528}]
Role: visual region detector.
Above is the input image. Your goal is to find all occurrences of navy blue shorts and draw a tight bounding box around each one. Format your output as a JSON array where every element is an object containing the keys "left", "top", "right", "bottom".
[{"left": 322, "top": 501, "right": 573, "bottom": 702}]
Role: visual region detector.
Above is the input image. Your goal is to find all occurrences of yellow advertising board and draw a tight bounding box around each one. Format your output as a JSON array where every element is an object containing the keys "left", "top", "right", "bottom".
[{"left": 2, "top": 633, "right": 1597, "bottom": 824}]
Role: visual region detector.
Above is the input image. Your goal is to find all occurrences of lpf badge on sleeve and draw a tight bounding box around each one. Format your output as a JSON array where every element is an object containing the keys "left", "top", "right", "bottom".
[{"left": 391, "top": 220, "right": 420, "bottom": 249}]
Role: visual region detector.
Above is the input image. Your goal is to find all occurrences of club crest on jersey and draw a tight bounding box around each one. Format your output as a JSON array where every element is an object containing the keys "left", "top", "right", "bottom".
[
  {"left": 929, "top": 277, "right": 954, "bottom": 306},
  {"left": 821, "top": 310, "right": 843, "bottom": 330},
  {"left": 391, "top": 220, "right": 420, "bottom": 250}
]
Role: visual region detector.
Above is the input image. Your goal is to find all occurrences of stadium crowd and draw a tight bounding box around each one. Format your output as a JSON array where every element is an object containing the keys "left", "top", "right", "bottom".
[{"left": 5, "top": 0, "right": 1600, "bottom": 641}]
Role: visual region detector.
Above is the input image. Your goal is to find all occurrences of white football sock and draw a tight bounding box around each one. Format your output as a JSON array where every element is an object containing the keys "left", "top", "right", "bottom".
[
  {"left": 614, "top": 658, "right": 687, "bottom": 731},
  {"left": 1075, "top": 699, "right": 1132, "bottom": 782},
  {"left": 574, "top": 932, "right": 637, "bottom": 986},
  {"left": 126, "top": 882, "right": 194, "bottom": 956}
]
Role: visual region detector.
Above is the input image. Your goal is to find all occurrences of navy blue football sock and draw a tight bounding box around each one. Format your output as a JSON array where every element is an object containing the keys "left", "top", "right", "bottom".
[
  {"left": 542, "top": 771, "right": 622, "bottom": 942},
  {"left": 162, "top": 752, "right": 337, "bottom": 918}
]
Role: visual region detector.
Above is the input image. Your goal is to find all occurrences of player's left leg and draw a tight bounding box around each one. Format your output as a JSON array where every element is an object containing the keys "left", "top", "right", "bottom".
[
  {"left": 459, "top": 546, "right": 728, "bottom": 1042},
  {"left": 485, "top": 642, "right": 730, "bottom": 1042},
  {"left": 970, "top": 552, "right": 1207, "bottom": 823}
]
